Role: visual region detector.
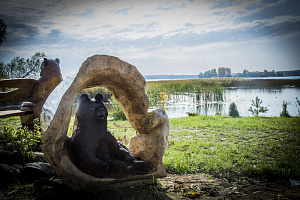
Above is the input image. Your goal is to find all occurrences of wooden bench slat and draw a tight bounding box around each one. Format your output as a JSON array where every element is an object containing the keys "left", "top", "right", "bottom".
[{"left": 0, "top": 110, "right": 29, "bottom": 118}]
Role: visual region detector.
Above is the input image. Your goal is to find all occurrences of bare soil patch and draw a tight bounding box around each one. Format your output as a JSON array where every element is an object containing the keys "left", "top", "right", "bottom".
[{"left": 1, "top": 173, "right": 299, "bottom": 200}]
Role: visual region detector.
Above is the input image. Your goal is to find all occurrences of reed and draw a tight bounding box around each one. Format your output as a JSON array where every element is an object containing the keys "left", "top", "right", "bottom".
[
  {"left": 147, "top": 78, "right": 227, "bottom": 108},
  {"left": 147, "top": 78, "right": 300, "bottom": 89}
]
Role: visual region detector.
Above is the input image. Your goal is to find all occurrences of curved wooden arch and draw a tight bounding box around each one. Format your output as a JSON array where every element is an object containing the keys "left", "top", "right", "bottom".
[{"left": 41, "top": 55, "right": 169, "bottom": 191}]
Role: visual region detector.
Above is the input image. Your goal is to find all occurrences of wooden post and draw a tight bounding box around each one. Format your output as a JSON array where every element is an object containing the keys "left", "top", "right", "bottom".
[{"left": 20, "top": 102, "right": 35, "bottom": 130}]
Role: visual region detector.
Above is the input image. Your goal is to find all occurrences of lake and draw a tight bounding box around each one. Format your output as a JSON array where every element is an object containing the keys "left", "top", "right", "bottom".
[
  {"left": 69, "top": 77, "right": 300, "bottom": 119},
  {"left": 163, "top": 87, "right": 300, "bottom": 118}
]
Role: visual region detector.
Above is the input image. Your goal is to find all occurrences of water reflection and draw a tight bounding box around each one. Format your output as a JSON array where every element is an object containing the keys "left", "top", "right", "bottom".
[
  {"left": 164, "top": 87, "right": 300, "bottom": 118},
  {"left": 70, "top": 87, "right": 300, "bottom": 119}
]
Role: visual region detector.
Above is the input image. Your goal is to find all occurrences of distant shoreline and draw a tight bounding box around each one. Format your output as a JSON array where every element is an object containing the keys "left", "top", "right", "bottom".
[{"left": 145, "top": 75, "right": 300, "bottom": 81}]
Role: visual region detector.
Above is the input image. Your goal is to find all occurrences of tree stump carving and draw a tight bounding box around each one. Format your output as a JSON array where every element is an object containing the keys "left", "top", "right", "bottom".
[{"left": 41, "top": 55, "right": 169, "bottom": 191}]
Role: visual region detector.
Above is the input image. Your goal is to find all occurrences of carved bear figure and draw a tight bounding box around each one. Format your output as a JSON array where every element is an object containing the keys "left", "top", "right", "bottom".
[
  {"left": 30, "top": 58, "right": 63, "bottom": 118},
  {"left": 69, "top": 94, "right": 149, "bottom": 178},
  {"left": 0, "top": 58, "right": 62, "bottom": 119}
]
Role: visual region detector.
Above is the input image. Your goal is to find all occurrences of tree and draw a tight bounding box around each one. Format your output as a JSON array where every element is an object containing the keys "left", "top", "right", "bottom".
[
  {"left": 228, "top": 102, "right": 239, "bottom": 117},
  {"left": 211, "top": 68, "right": 217, "bottom": 77},
  {"left": 0, "top": 61, "right": 8, "bottom": 79},
  {"left": 202, "top": 68, "right": 217, "bottom": 78},
  {"left": 225, "top": 68, "right": 231, "bottom": 77},
  {"left": 198, "top": 72, "right": 204, "bottom": 78},
  {"left": 0, "top": 19, "right": 7, "bottom": 46},
  {"left": 243, "top": 69, "right": 249, "bottom": 77},
  {"left": 248, "top": 96, "right": 268, "bottom": 116},
  {"left": 218, "top": 67, "right": 231, "bottom": 77},
  {"left": 1, "top": 52, "right": 46, "bottom": 79},
  {"left": 296, "top": 97, "right": 300, "bottom": 116},
  {"left": 280, "top": 101, "right": 290, "bottom": 117},
  {"left": 218, "top": 67, "right": 226, "bottom": 77}
]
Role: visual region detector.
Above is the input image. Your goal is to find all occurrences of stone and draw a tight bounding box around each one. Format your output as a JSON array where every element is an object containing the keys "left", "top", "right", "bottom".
[
  {"left": 11, "top": 164, "right": 24, "bottom": 172},
  {"left": 41, "top": 55, "right": 169, "bottom": 191},
  {"left": 50, "top": 178, "right": 63, "bottom": 185},
  {"left": 0, "top": 150, "right": 21, "bottom": 165},
  {"left": 24, "top": 162, "right": 55, "bottom": 177},
  {"left": 0, "top": 164, "right": 21, "bottom": 176},
  {"left": 32, "top": 152, "right": 48, "bottom": 162},
  {"left": 0, "top": 164, "right": 21, "bottom": 184}
]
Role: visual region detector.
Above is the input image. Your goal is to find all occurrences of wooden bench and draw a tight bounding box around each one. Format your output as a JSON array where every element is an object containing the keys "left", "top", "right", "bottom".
[
  {"left": 0, "top": 110, "right": 28, "bottom": 118},
  {"left": 0, "top": 102, "right": 35, "bottom": 129},
  {"left": 0, "top": 59, "right": 63, "bottom": 130}
]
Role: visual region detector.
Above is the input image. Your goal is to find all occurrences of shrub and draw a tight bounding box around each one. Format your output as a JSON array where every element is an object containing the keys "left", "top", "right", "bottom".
[
  {"left": 296, "top": 97, "right": 300, "bottom": 116},
  {"left": 228, "top": 102, "right": 239, "bottom": 117},
  {"left": 248, "top": 96, "right": 268, "bottom": 116},
  {"left": 0, "top": 124, "right": 42, "bottom": 160},
  {"left": 187, "top": 112, "right": 199, "bottom": 117},
  {"left": 280, "top": 101, "right": 290, "bottom": 117},
  {"left": 109, "top": 97, "right": 127, "bottom": 121}
]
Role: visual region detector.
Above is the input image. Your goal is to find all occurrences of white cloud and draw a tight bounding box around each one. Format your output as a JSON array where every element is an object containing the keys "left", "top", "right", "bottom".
[
  {"left": 0, "top": 0, "right": 299, "bottom": 76},
  {"left": 2, "top": 0, "right": 293, "bottom": 40}
]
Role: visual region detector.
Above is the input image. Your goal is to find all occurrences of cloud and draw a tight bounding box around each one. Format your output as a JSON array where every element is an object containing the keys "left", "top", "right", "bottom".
[
  {"left": 2, "top": 0, "right": 293, "bottom": 43},
  {"left": 0, "top": 0, "right": 299, "bottom": 76}
]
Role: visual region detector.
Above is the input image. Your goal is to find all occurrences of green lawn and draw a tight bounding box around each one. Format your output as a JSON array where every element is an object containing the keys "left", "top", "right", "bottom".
[
  {"left": 1, "top": 115, "right": 300, "bottom": 181},
  {"left": 109, "top": 115, "right": 300, "bottom": 180},
  {"left": 165, "top": 116, "right": 300, "bottom": 179}
]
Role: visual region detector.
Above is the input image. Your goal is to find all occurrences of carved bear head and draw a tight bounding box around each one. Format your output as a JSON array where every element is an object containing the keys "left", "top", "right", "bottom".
[
  {"left": 40, "top": 58, "right": 61, "bottom": 77},
  {"left": 77, "top": 93, "right": 108, "bottom": 121}
]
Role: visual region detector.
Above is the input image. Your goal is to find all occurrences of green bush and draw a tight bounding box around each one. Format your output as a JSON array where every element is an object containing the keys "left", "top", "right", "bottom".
[
  {"left": 228, "top": 102, "right": 239, "bottom": 117},
  {"left": 248, "top": 96, "right": 268, "bottom": 116},
  {"left": 109, "top": 97, "right": 127, "bottom": 121},
  {"left": 0, "top": 124, "right": 42, "bottom": 160},
  {"left": 187, "top": 112, "right": 199, "bottom": 117},
  {"left": 280, "top": 101, "right": 290, "bottom": 117}
]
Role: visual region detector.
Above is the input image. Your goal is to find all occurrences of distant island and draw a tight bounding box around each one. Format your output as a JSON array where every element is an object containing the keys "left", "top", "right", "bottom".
[
  {"left": 145, "top": 75, "right": 199, "bottom": 80},
  {"left": 280, "top": 70, "right": 300, "bottom": 77},
  {"left": 198, "top": 68, "right": 300, "bottom": 78},
  {"left": 145, "top": 69, "right": 300, "bottom": 80}
]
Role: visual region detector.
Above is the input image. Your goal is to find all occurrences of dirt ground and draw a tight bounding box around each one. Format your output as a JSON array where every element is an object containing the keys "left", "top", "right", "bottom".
[
  {"left": 158, "top": 174, "right": 300, "bottom": 200},
  {"left": 1, "top": 173, "right": 300, "bottom": 200}
]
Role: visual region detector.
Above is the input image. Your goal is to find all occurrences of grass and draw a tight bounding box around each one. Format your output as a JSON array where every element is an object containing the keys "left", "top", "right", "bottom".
[
  {"left": 108, "top": 115, "right": 300, "bottom": 180},
  {"left": 165, "top": 116, "right": 300, "bottom": 179},
  {"left": 1, "top": 115, "right": 300, "bottom": 181},
  {"left": 0, "top": 116, "right": 22, "bottom": 129}
]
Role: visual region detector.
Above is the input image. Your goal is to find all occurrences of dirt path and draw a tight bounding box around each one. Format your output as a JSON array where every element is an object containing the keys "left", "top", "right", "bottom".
[
  {"left": 158, "top": 174, "right": 300, "bottom": 199},
  {"left": 1, "top": 173, "right": 300, "bottom": 200}
]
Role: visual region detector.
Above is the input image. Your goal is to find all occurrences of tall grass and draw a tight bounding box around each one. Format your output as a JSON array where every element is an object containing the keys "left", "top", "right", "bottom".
[
  {"left": 147, "top": 78, "right": 300, "bottom": 90},
  {"left": 73, "top": 78, "right": 300, "bottom": 112},
  {"left": 147, "top": 79, "right": 226, "bottom": 109}
]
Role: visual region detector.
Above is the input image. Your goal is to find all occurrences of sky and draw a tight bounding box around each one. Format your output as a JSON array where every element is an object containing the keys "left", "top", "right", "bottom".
[{"left": 0, "top": 0, "right": 300, "bottom": 77}]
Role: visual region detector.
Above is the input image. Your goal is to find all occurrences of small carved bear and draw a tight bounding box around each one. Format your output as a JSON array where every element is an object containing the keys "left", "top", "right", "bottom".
[
  {"left": 69, "top": 94, "right": 149, "bottom": 178},
  {"left": 31, "top": 58, "right": 63, "bottom": 118}
]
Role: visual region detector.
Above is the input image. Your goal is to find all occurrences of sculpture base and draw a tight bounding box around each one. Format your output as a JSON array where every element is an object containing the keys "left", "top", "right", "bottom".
[{"left": 77, "top": 174, "right": 157, "bottom": 192}]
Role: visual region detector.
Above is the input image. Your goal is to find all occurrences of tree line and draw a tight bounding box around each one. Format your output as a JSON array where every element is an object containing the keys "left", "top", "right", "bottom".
[
  {"left": 198, "top": 67, "right": 231, "bottom": 78},
  {"left": 236, "top": 69, "right": 283, "bottom": 78},
  {"left": 0, "top": 19, "right": 46, "bottom": 80},
  {"left": 0, "top": 52, "right": 46, "bottom": 79},
  {"left": 198, "top": 67, "right": 285, "bottom": 78}
]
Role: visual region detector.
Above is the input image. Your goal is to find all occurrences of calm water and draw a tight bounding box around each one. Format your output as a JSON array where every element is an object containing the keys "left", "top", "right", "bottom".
[
  {"left": 71, "top": 87, "right": 300, "bottom": 118},
  {"left": 164, "top": 87, "right": 300, "bottom": 118},
  {"left": 42, "top": 75, "right": 299, "bottom": 130}
]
